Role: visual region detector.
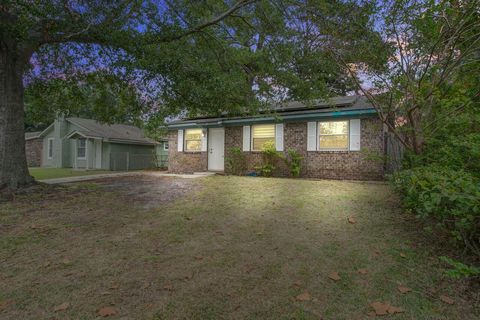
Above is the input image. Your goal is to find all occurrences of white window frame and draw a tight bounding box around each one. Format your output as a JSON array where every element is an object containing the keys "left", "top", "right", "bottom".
[
  {"left": 77, "top": 138, "right": 87, "bottom": 160},
  {"left": 184, "top": 128, "right": 203, "bottom": 152},
  {"left": 251, "top": 124, "right": 276, "bottom": 151},
  {"left": 47, "top": 138, "right": 54, "bottom": 159},
  {"left": 317, "top": 120, "right": 350, "bottom": 151}
]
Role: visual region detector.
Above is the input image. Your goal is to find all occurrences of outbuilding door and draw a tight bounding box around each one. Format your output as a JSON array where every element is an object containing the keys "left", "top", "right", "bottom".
[{"left": 208, "top": 128, "right": 225, "bottom": 171}]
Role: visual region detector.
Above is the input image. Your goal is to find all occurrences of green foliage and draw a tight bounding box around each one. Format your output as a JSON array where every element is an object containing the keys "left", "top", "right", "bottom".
[
  {"left": 403, "top": 96, "right": 480, "bottom": 179},
  {"left": 24, "top": 72, "right": 145, "bottom": 131},
  {"left": 281, "top": 149, "right": 303, "bottom": 178},
  {"left": 255, "top": 141, "right": 278, "bottom": 177},
  {"left": 226, "top": 147, "right": 247, "bottom": 176},
  {"left": 392, "top": 166, "right": 480, "bottom": 257},
  {"left": 439, "top": 256, "right": 480, "bottom": 279}
]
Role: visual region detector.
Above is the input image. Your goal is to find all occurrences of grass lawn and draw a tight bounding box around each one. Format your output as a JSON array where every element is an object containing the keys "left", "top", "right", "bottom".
[
  {"left": 29, "top": 168, "right": 115, "bottom": 180},
  {"left": 0, "top": 175, "right": 478, "bottom": 319}
]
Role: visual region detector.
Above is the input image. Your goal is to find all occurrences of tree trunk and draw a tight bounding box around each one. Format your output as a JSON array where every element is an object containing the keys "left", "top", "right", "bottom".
[{"left": 0, "top": 39, "right": 34, "bottom": 191}]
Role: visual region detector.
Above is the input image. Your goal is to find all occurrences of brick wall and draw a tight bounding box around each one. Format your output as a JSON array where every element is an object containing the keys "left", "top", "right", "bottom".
[
  {"left": 25, "top": 138, "right": 43, "bottom": 167},
  {"left": 167, "top": 130, "right": 207, "bottom": 173},
  {"left": 169, "top": 117, "right": 385, "bottom": 180}
]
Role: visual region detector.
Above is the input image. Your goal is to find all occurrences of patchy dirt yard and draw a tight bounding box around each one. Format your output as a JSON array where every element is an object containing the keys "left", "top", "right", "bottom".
[
  {"left": 1, "top": 175, "right": 479, "bottom": 319},
  {"left": 92, "top": 175, "right": 199, "bottom": 209}
]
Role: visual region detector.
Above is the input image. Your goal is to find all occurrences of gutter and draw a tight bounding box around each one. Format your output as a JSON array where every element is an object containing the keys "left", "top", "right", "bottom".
[
  {"left": 167, "top": 108, "right": 378, "bottom": 129},
  {"left": 105, "top": 138, "right": 158, "bottom": 146},
  {"left": 25, "top": 135, "right": 41, "bottom": 141}
]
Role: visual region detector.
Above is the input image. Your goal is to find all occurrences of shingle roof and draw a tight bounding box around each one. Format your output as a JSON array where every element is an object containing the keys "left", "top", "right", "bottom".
[
  {"left": 170, "top": 95, "right": 375, "bottom": 126},
  {"left": 272, "top": 95, "right": 370, "bottom": 112},
  {"left": 66, "top": 118, "right": 160, "bottom": 145}
]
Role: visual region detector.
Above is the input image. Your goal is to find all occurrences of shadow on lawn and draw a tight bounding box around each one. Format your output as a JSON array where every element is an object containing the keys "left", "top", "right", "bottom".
[{"left": 0, "top": 175, "right": 478, "bottom": 319}]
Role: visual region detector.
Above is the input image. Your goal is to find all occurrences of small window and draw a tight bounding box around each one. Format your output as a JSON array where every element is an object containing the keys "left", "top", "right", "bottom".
[
  {"left": 77, "top": 138, "right": 86, "bottom": 159},
  {"left": 185, "top": 129, "right": 202, "bottom": 152},
  {"left": 164, "top": 142, "right": 169, "bottom": 151},
  {"left": 252, "top": 124, "right": 275, "bottom": 151},
  {"left": 318, "top": 121, "right": 349, "bottom": 150},
  {"left": 47, "top": 138, "right": 54, "bottom": 159}
]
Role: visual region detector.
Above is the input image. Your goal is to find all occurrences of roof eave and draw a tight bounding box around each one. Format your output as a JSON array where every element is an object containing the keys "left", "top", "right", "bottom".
[
  {"left": 25, "top": 135, "right": 41, "bottom": 141},
  {"left": 64, "top": 130, "right": 103, "bottom": 140},
  {"left": 167, "top": 108, "right": 378, "bottom": 129},
  {"left": 105, "top": 138, "right": 158, "bottom": 146}
]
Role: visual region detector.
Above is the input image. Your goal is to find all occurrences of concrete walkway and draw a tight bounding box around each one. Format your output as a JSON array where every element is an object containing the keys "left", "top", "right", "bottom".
[{"left": 40, "top": 171, "right": 216, "bottom": 184}]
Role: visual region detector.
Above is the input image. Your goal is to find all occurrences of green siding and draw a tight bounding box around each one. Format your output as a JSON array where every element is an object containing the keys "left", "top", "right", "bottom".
[
  {"left": 156, "top": 142, "right": 169, "bottom": 168},
  {"left": 109, "top": 143, "right": 156, "bottom": 170},
  {"left": 39, "top": 118, "right": 164, "bottom": 171},
  {"left": 102, "top": 142, "right": 111, "bottom": 169},
  {"left": 42, "top": 129, "right": 56, "bottom": 167}
]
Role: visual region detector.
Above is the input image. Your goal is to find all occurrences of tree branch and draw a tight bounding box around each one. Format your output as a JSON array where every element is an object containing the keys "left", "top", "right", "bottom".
[{"left": 161, "top": 0, "right": 257, "bottom": 42}]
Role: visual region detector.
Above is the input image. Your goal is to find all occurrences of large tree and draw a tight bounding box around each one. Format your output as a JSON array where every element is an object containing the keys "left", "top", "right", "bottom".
[
  {"left": 0, "top": 0, "right": 254, "bottom": 190},
  {"left": 1, "top": 0, "right": 383, "bottom": 190},
  {"left": 328, "top": 0, "right": 480, "bottom": 155},
  {"left": 140, "top": 0, "right": 378, "bottom": 120}
]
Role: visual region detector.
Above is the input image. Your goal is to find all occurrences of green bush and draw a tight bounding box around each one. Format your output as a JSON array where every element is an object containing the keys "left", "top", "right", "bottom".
[
  {"left": 439, "top": 256, "right": 480, "bottom": 279},
  {"left": 255, "top": 141, "right": 278, "bottom": 177},
  {"left": 404, "top": 133, "right": 480, "bottom": 179},
  {"left": 282, "top": 149, "right": 303, "bottom": 177},
  {"left": 226, "top": 147, "right": 247, "bottom": 175},
  {"left": 392, "top": 166, "right": 480, "bottom": 256}
]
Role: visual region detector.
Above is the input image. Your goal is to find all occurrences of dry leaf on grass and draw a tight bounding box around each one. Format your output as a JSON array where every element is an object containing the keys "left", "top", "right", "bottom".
[
  {"left": 398, "top": 286, "right": 412, "bottom": 294},
  {"left": 163, "top": 283, "right": 173, "bottom": 291},
  {"left": 295, "top": 292, "right": 311, "bottom": 301},
  {"left": 348, "top": 217, "right": 356, "bottom": 224},
  {"left": 61, "top": 259, "right": 72, "bottom": 265},
  {"left": 388, "top": 305, "right": 404, "bottom": 314},
  {"left": 440, "top": 295, "right": 454, "bottom": 305},
  {"left": 400, "top": 253, "right": 407, "bottom": 258},
  {"left": 370, "top": 301, "right": 389, "bottom": 316},
  {"left": 109, "top": 283, "right": 119, "bottom": 290},
  {"left": 358, "top": 268, "right": 369, "bottom": 275},
  {"left": 183, "top": 272, "right": 194, "bottom": 280},
  {"left": 243, "top": 264, "right": 254, "bottom": 274},
  {"left": 370, "top": 301, "right": 404, "bottom": 316},
  {"left": 328, "top": 271, "right": 341, "bottom": 281},
  {"left": 292, "top": 280, "right": 302, "bottom": 288},
  {"left": 53, "top": 302, "right": 70, "bottom": 312},
  {"left": 97, "top": 306, "right": 117, "bottom": 317},
  {"left": 194, "top": 256, "right": 203, "bottom": 261},
  {"left": 0, "top": 300, "right": 14, "bottom": 310}
]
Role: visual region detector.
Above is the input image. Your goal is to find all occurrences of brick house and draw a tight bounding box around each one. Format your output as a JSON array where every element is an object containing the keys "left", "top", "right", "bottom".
[
  {"left": 167, "top": 95, "right": 386, "bottom": 180},
  {"left": 25, "top": 131, "right": 43, "bottom": 167}
]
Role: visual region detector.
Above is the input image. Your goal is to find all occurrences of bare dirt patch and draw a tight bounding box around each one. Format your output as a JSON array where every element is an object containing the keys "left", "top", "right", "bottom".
[{"left": 77, "top": 174, "right": 199, "bottom": 209}]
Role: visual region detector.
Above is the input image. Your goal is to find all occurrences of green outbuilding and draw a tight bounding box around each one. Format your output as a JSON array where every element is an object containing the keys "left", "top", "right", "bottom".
[{"left": 28, "top": 116, "right": 168, "bottom": 170}]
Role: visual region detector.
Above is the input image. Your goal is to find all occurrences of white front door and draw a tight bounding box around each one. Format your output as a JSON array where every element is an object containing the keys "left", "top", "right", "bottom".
[
  {"left": 95, "top": 140, "right": 102, "bottom": 169},
  {"left": 208, "top": 128, "right": 225, "bottom": 171}
]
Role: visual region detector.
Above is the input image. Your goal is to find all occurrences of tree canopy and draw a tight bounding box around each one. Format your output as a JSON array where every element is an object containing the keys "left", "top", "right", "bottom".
[{"left": 20, "top": 0, "right": 384, "bottom": 128}]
